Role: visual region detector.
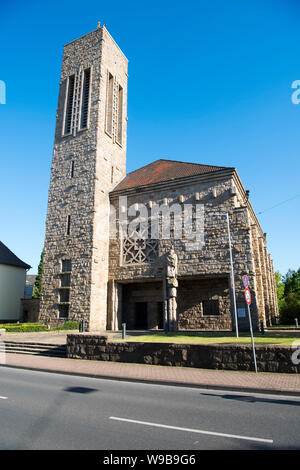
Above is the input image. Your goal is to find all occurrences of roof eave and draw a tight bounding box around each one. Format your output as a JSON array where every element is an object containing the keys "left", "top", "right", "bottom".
[{"left": 110, "top": 167, "right": 236, "bottom": 198}]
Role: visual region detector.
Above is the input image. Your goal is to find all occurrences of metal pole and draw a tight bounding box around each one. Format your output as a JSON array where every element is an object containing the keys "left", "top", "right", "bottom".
[
  {"left": 296, "top": 318, "right": 298, "bottom": 329},
  {"left": 226, "top": 213, "right": 239, "bottom": 338},
  {"left": 122, "top": 323, "right": 126, "bottom": 340},
  {"left": 247, "top": 303, "right": 257, "bottom": 373},
  {"left": 165, "top": 298, "right": 170, "bottom": 334},
  {"left": 163, "top": 277, "right": 169, "bottom": 334}
]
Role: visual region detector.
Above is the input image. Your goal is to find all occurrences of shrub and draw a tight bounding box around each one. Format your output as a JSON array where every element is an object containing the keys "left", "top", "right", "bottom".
[
  {"left": 51, "top": 321, "right": 79, "bottom": 331},
  {"left": 0, "top": 323, "right": 48, "bottom": 333}
]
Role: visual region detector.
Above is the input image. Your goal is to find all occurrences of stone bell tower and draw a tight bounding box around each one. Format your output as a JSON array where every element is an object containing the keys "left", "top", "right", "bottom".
[{"left": 40, "top": 26, "right": 128, "bottom": 331}]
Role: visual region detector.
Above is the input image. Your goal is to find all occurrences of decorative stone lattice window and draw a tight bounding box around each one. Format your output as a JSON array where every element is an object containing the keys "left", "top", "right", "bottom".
[
  {"left": 122, "top": 223, "right": 158, "bottom": 265},
  {"left": 123, "top": 237, "right": 158, "bottom": 265}
]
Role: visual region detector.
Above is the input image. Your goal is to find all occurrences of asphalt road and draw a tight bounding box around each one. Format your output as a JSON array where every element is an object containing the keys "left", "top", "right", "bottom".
[{"left": 0, "top": 367, "right": 300, "bottom": 450}]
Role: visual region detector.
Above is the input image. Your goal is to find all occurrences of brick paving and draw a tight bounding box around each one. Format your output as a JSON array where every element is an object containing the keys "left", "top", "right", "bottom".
[{"left": 1, "top": 352, "right": 300, "bottom": 396}]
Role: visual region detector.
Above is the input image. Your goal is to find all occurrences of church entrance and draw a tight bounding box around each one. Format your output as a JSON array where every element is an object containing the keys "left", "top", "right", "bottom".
[
  {"left": 157, "top": 302, "right": 164, "bottom": 329},
  {"left": 121, "top": 281, "right": 164, "bottom": 330},
  {"left": 135, "top": 302, "right": 148, "bottom": 329}
]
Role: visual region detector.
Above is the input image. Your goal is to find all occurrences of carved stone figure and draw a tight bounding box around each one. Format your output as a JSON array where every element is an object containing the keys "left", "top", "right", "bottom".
[
  {"left": 166, "top": 246, "right": 178, "bottom": 279},
  {"left": 165, "top": 247, "right": 178, "bottom": 331}
]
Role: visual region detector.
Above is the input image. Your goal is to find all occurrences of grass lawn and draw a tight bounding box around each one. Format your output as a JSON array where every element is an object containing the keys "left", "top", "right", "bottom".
[
  {"left": 0, "top": 321, "right": 79, "bottom": 333},
  {"left": 116, "top": 331, "right": 300, "bottom": 346}
]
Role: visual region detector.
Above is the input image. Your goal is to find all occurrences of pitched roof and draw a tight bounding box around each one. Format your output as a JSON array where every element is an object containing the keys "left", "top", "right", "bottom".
[
  {"left": 0, "top": 241, "right": 31, "bottom": 270},
  {"left": 113, "top": 159, "right": 230, "bottom": 191}
]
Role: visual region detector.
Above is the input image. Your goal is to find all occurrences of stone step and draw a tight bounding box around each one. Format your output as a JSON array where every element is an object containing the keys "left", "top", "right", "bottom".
[
  {"left": 3, "top": 341, "right": 66, "bottom": 348},
  {"left": 2, "top": 341, "right": 66, "bottom": 357}
]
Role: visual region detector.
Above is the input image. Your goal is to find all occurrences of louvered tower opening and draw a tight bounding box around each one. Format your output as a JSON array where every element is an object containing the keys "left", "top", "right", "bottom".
[
  {"left": 64, "top": 75, "right": 75, "bottom": 134},
  {"left": 80, "top": 68, "right": 91, "bottom": 129},
  {"left": 105, "top": 72, "right": 113, "bottom": 135},
  {"left": 117, "top": 84, "right": 123, "bottom": 144}
]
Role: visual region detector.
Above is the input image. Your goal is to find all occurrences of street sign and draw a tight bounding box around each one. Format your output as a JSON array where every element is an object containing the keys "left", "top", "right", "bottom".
[
  {"left": 242, "top": 275, "right": 249, "bottom": 288},
  {"left": 245, "top": 287, "right": 251, "bottom": 305}
]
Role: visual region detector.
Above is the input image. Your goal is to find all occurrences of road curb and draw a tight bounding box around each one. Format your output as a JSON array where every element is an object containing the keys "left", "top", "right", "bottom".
[{"left": 2, "top": 362, "right": 300, "bottom": 397}]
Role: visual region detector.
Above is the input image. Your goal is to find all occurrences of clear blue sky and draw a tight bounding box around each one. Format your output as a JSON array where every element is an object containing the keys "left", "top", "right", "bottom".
[{"left": 0, "top": 0, "right": 299, "bottom": 276}]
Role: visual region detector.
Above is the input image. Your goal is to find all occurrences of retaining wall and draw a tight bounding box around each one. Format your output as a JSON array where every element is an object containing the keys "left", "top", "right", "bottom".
[{"left": 66, "top": 334, "right": 300, "bottom": 373}]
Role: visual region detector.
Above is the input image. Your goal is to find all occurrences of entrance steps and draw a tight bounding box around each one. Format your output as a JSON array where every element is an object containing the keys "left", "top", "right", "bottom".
[{"left": 1, "top": 341, "right": 67, "bottom": 358}]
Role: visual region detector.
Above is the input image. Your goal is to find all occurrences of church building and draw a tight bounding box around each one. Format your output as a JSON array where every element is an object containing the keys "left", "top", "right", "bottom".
[{"left": 39, "top": 26, "right": 279, "bottom": 332}]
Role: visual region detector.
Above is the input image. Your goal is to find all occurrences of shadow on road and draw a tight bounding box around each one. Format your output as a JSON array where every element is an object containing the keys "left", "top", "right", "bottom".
[{"left": 200, "top": 392, "right": 300, "bottom": 407}]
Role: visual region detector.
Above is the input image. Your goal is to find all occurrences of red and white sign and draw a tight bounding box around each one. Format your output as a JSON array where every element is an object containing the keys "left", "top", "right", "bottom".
[
  {"left": 242, "top": 275, "right": 249, "bottom": 288},
  {"left": 245, "top": 287, "right": 251, "bottom": 305}
]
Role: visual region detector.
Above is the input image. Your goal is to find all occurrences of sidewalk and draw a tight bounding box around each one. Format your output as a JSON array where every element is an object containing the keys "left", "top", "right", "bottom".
[
  {"left": 1, "top": 330, "right": 300, "bottom": 396},
  {"left": 2, "top": 352, "right": 300, "bottom": 396}
]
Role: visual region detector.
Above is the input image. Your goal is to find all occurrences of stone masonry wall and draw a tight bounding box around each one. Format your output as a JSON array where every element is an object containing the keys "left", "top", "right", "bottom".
[
  {"left": 177, "top": 278, "right": 231, "bottom": 330},
  {"left": 108, "top": 171, "right": 265, "bottom": 331},
  {"left": 67, "top": 334, "right": 300, "bottom": 374},
  {"left": 40, "top": 27, "right": 128, "bottom": 331}
]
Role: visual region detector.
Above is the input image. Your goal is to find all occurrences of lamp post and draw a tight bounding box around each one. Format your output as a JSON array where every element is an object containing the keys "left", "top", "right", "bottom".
[{"left": 226, "top": 213, "right": 239, "bottom": 338}]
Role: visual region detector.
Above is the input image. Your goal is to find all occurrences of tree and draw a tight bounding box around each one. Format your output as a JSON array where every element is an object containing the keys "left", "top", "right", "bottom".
[
  {"left": 283, "top": 268, "right": 300, "bottom": 297},
  {"left": 278, "top": 267, "right": 300, "bottom": 325},
  {"left": 280, "top": 293, "right": 300, "bottom": 325},
  {"left": 275, "top": 271, "right": 285, "bottom": 311},
  {"left": 32, "top": 250, "right": 44, "bottom": 299}
]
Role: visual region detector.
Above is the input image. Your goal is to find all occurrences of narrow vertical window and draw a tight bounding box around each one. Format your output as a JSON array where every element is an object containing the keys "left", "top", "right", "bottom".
[
  {"left": 111, "top": 166, "right": 114, "bottom": 184},
  {"left": 64, "top": 75, "right": 75, "bottom": 135},
  {"left": 59, "top": 259, "right": 72, "bottom": 319},
  {"left": 66, "top": 215, "right": 71, "bottom": 236},
  {"left": 105, "top": 72, "right": 113, "bottom": 136},
  {"left": 70, "top": 160, "right": 74, "bottom": 178},
  {"left": 80, "top": 68, "right": 91, "bottom": 129},
  {"left": 117, "top": 85, "right": 123, "bottom": 145}
]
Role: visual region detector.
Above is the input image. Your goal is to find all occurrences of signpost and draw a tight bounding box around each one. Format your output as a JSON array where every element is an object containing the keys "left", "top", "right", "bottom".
[
  {"left": 242, "top": 275, "right": 249, "bottom": 288},
  {"left": 243, "top": 279, "right": 257, "bottom": 373},
  {"left": 245, "top": 287, "right": 251, "bottom": 305}
]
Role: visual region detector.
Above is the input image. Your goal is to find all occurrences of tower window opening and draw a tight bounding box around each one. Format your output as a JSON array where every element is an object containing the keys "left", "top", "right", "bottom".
[
  {"left": 111, "top": 166, "right": 114, "bottom": 184},
  {"left": 80, "top": 68, "right": 91, "bottom": 129},
  {"left": 70, "top": 160, "right": 75, "bottom": 178},
  {"left": 66, "top": 215, "right": 71, "bottom": 236},
  {"left": 117, "top": 84, "right": 123, "bottom": 145},
  {"left": 64, "top": 75, "right": 75, "bottom": 135},
  {"left": 59, "top": 259, "right": 72, "bottom": 319},
  {"left": 105, "top": 72, "right": 113, "bottom": 136}
]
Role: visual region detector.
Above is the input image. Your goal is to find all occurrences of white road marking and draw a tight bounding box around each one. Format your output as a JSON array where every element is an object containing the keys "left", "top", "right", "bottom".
[
  {"left": 0, "top": 396, "right": 8, "bottom": 400},
  {"left": 109, "top": 416, "right": 273, "bottom": 444}
]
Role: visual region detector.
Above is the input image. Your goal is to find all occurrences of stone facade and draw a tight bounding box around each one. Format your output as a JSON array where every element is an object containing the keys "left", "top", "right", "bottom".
[
  {"left": 40, "top": 27, "right": 278, "bottom": 333},
  {"left": 40, "top": 27, "right": 128, "bottom": 330},
  {"left": 108, "top": 170, "right": 279, "bottom": 332}
]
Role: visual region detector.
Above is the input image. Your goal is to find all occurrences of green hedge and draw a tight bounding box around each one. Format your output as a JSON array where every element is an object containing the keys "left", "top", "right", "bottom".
[
  {"left": 0, "top": 323, "right": 48, "bottom": 332},
  {"left": 50, "top": 321, "right": 79, "bottom": 331}
]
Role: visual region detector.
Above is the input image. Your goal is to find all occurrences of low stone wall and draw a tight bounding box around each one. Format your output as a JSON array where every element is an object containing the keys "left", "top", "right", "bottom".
[
  {"left": 66, "top": 334, "right": 300, "bottom": 374},
  {"left": 21, "top": 298, "right": 40, "bottom": 322}
]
